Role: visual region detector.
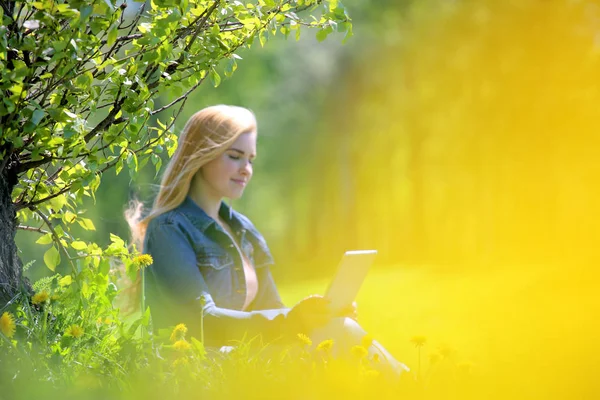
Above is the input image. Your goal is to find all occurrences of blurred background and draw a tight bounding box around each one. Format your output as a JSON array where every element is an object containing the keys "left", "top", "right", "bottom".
[{"left": 17, "top": 0, "right": 600, "bottom": 398}]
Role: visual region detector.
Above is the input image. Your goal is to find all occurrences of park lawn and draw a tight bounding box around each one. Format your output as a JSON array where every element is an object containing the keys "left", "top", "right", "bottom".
[{"left": 278, "top": 263, "right": 600, "bottom": 399}]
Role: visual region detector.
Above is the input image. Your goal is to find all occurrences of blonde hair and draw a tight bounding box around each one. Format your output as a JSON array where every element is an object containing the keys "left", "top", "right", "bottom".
[
  {"left": 122, "top": 105, "right": 256, "bottom": 311},
  {"left": 126, "top": 105, "right": 257, "bottom": 251}
]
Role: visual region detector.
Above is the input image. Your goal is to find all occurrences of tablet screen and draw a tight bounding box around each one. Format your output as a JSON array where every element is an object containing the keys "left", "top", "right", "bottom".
[{"left": 324, "top": 250, "right": 377, "bottom": 313}]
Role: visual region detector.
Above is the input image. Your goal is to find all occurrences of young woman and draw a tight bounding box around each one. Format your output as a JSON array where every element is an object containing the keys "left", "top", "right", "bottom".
[{"left": 127, "top": 105, "right": 407, "bottom": 375}]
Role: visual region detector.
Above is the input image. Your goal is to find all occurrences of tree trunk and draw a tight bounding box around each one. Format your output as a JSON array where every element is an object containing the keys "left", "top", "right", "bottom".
[{"left": 0, "top": 163, "right": 28, "bottom": 307}]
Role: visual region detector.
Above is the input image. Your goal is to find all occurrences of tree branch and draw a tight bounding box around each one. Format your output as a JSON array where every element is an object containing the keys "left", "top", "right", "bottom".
[
  {"left": 15, "top": 185, "right": 71, "bottom": 212},
  {"left": 17, "top": 225, "right": 49, "bottom": 235},
  {"left": 150, "top": 75, "right": 207, "bottom": 116},
  {"left": 15, "top": 156, "right": 53, "bottom": 174}
]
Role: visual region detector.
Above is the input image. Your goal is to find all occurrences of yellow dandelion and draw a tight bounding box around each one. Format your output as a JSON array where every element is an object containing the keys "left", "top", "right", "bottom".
[
  {"left": 104, "top": 317, "right": 112, "bottom": 325},
  {"left": 96, "top": 317, "right": 103, "bottom": 325},
  {"left": 170, "top": 323, "right": 188, "bottom": 342},
  {"left": 0, "top": 312, "right": 16, "bottom": 338},
  {"left": 173, "top": 339, "right": 191, "bottom": 351},
  {"left": 351, "top": 345, "right": 369, "bottom": 359},
  {"left": 32, "top": 290, "right": 50, "bottom": 305},
  {"left": 133, "top": 254, "right": 153, "bottom": 269},
  {"left": 65, "top": 324, "right": 84, "bottom": 338},
  {"left": 297, "top": 333, "right": 312, "bottom": 347},
  {"left": 316, "top": 339, "right": 334, "bottom": 353},
  {"left": 410, "top": 335, "right": 427, "bottom": 348},
  {"left": 361, "top": 334, "right": 374, "bottom": 349}
]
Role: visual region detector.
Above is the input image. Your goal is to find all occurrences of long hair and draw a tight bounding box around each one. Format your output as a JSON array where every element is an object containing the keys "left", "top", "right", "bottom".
[
  {"left": 126, "top": 105, "right": 257, "bottom": 251},
  {"left": 123, "top": 105, "right": 257, "bottom": 310}
]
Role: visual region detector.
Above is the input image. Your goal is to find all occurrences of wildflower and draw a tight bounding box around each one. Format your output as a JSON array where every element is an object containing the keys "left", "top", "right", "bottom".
[
  {"left": 173, "top": 339, "right": 191, "bottom": 351},
  {"left": 351, "top": 345, "right": 369, "bottom": 359},
  {"left": 297, "top": 333, "right": 312, "bottom": 347},
  {"left": 65, "top": 324, "right": 84, "bottom": 338},
  {"left": 170, "top": 323, "right": 188, "bottom": 342},
  {"left": 361, "top": 334, "right": 373, "bottom": 349},
  {"left": 32, "top": 290, "right": 49, "bottom": 305},
  {"left": 133, "top": 254, "right": 153, "bottom": 269},
  {"left": 410, "top": 335, "right": 427, "bottom": 348},
  {"left": 316, "top": 339, "right": 334, "bottom": 353},
  {"left": 0, "top": 312, "right": 16, "bottom": 338}
]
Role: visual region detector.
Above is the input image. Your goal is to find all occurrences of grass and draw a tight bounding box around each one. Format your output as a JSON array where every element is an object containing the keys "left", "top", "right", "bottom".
[{"left": 278, "top": 262, "right": 600, "bottom": 399}]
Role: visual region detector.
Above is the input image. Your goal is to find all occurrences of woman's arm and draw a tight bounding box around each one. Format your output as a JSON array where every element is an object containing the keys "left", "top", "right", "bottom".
[{"left": 144, "top": 220, "right": 289, "bottom": 347}]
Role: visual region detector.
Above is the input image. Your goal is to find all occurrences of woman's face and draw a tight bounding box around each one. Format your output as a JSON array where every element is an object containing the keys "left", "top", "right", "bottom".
[{"left": 198, "top": 131, "right": 257, "bottom": 200}]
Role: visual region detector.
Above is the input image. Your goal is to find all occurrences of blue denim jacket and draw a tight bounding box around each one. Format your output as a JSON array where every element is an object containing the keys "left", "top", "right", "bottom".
[{"left": 143, "top": 196, "right": 290, "bottom": 346}]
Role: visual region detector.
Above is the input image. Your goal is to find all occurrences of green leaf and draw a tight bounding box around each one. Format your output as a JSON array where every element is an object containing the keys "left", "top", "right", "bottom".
[
  {"left": 71, "top": 241, "right": 87, "bottom": 250},
  {"left": 316, "top": 28, "right": 329, "bottom": 42},
  {"left": 209, "top": 68, "right": 221, "bottom": 87},
  {"left": 191, "top": 337, "right": 207, "bottom": 358},
  {"left": 44, "top": 246, "right": 61, "bottom": 271},
  {"left": 59, "top": 275, "right": 72, "bottom": 287},
  {"left": 126, "top": 152, "right": 138, "bottom": 172},
  {"left": 31, "top": 109, "right": 46, "bottom": 126},
  {"left": 36, "top": 233, "right": 53, "bottom": 245},
  {"left": 107, "top": 24, "right": 118, "bottom": 47},
  {"left": 77, "top": 218, "right": 96, "bottom": 231}
]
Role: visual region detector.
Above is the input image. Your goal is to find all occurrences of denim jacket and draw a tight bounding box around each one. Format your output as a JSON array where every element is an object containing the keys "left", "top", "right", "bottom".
[{"left": 143, "top": 196, "right": 290, "bottom": 346}]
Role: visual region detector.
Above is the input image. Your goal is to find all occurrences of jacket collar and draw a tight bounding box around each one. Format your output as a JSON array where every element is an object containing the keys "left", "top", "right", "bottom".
[{"left": 178, "top": 196, "right": 243, "bottom": 233}]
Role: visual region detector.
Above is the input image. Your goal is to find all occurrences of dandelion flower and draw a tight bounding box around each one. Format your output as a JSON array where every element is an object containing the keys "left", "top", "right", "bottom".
[
  {"left": 173, "top": 339, "right": 191, "bottom": 351},
  {"left": 316, "top": 339, "right": 334, "bottom": 353},
  {"left": 351, "top": 345, "right": 369, "bottom": 359},
  {"left": 297, "top": 333, "right": 312, "bottom": 347},
  {"left": 133, "top": 254, "right": 153, "bottom": 269},
  {"left": 32, "top": 290, "right": 49, "bottom": 305},
  {"left": 170, "top": 323, "right": 188, "bottom": 342},
  {"left": 0, "top": 312, "right": 16, "bottom": 338},
  {"left": 65, "top": 324, "right": 84, "bottom": 338},
  {"left": 410, "top": 335, "right": 427, "bottom": 348}
]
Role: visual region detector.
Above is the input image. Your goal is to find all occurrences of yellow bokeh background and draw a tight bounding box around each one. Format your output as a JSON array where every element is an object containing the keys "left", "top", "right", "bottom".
[{"left": 279, "top": 1, "right": 600, "bottom": 398}]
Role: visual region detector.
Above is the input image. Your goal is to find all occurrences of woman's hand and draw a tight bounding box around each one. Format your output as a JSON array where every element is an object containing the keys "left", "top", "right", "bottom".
[{"left": 287, "top": 295, "right": 333, "bottom": 334}]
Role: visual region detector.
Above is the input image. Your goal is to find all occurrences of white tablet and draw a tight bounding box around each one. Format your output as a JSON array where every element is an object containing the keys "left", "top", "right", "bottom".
[{"left": 324, "top": 250, "right": 377, "bottom": 313}]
